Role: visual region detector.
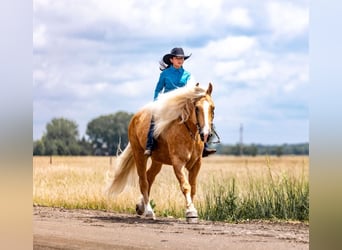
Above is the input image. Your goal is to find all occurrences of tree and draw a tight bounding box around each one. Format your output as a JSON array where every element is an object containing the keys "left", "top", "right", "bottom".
[
  {"left": 42, "top": 117, "right": 81, "bottom": 155},
  {"left": 245, "top": 144, "right": 258, "bottom": 156},
  {"left": 86, "top": 111, "right": 133, "bottom": 155},
  {"left": 276, "top": 146, "right": 283, "bottom": 157},
  {"left": 78, "top": 136, "right": 92, "bottom": 155},
  {"left": 33, "top": 140, "right": 45, "bottom": 155}
]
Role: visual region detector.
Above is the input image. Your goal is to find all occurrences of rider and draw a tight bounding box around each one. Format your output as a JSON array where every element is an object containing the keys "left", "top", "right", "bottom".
[{"left": 144, "top": 47, "right": 216, "bottom": 157}]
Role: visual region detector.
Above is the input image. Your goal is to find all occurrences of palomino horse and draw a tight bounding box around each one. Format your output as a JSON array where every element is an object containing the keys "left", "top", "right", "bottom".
[{"left": 107, "top": 83, "right": 215, "bottom": 222}]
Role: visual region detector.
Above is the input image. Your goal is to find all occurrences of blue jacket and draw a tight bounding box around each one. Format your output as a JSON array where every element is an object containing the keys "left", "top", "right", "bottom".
[{"left": 153, "top": 65, "right": 191, "bottom": 100}]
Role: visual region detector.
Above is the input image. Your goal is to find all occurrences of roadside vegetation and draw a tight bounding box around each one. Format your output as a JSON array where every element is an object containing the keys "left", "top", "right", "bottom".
[{"left": 33, "top": 155, "right": 309, "bottom": 222}]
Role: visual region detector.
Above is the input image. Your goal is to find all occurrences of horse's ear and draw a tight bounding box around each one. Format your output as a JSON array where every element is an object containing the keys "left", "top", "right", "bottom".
[
  {"left": 196, "top": 82, "right": 199, "bottom": 87},
  {"left": 206, "top": 82, "right": 213, "bottom": 96}
]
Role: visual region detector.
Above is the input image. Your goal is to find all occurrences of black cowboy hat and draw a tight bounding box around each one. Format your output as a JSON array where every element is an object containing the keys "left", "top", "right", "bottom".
[{"left": 162, "top": 47, "right": 192, "bottom": 65}]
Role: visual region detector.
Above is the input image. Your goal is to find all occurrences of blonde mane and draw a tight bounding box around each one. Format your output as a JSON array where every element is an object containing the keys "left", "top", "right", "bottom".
[{"left": 147, "top": 85, "right": 207, "bottom": 138}]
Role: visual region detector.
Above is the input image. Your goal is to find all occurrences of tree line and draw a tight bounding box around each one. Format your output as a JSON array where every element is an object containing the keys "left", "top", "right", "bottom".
[
  {"left": 33, "top": 111, "right": 309, "bottom": 156},
  {"left": 214, "top": 142, "right": 308, "bottom": 156},
  {"left": 33, "top": 111, "right": 133, "bottom": 156}
]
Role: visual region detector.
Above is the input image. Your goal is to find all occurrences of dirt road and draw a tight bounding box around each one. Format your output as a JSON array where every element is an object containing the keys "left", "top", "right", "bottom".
[{"left": 33, "top": 206, "right": 308, "bottom": 250}]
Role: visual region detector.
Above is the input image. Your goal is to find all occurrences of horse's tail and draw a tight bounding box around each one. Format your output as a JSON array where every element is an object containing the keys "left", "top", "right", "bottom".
[{"left": 107, "top": 143, "right": 136, "bottom": 197}]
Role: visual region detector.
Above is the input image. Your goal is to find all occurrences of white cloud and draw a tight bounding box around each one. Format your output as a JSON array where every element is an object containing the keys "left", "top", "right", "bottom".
[
  {"left": 33, "top": 0, "right": 49, "bottom": 11},
  {"left": 225, "top": 7, "right": 253, "bottom": 28},
  {"left": 33, "top": 69, "right": 46, "bottom": 86},
  {"left": 33, "top": 24, "right": 47, "bottom": 48},
  {"left": 66, "top": 82, "right": 110, "bottom": 98},
  {"left": 267, "top": 1, "right": 309, "bottom": 40},
  {"left": 214, "top": 60, "right": 246, "bottom": 77},
  {"left": 235, "top": 60, "right": 273, "bottom": 82},
  {"left": 198, "top": 36, "right": 257, "bottom": 60}
]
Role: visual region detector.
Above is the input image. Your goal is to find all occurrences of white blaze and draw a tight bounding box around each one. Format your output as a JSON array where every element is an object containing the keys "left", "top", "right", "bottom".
[{"left": 202, "top": 100, "right": 210, "bottom": 142}]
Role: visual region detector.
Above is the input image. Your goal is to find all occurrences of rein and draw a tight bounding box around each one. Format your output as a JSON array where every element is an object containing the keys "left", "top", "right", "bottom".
[
  {"left": 184, "top": 121, "right": 198, "bottom": 141},
  {"left": 182, "top": 105, "right": 201, "bottom": 141}
]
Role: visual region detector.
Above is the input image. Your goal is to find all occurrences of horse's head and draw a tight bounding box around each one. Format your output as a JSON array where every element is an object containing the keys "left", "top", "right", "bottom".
[{"left": 194, "top": 83, "right": 215, "bottom": 143}]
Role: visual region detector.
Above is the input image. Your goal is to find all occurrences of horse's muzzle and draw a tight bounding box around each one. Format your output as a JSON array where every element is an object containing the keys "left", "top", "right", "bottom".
[
  {"left": 200, "top": 131, "right": 213, "bottom": 143},
  {"left": 200, "top": 132, "right": 209, "bottom": 143}
]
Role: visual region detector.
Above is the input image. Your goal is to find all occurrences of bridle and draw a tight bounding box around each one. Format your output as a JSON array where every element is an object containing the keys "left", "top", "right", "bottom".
[
  {"left": 184, "top": 97, "right": 220, "bottom": 144},
  {"left": 195, "top": 105, "right": 221, "bottom": 144}
]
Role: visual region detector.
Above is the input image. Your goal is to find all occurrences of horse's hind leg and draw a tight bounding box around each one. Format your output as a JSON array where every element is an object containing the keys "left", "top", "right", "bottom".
[
  {"left": 147, "top": 161, "right": 162, "bottom": 196},
  {"left": 137, "top": 160, "right": 162, "bottom": 219},
  {"left": 134, "top": 154, "right": 156, "bottom": 219}
]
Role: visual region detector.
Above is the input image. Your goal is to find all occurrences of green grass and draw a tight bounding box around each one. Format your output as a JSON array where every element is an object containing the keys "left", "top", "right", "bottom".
[{"left": 199, "top": 164, "right": 309, "bottom": 222}]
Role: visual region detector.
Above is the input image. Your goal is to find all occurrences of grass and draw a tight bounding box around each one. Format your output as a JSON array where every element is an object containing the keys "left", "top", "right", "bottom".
[{"left": 33, "top": 155, "right": 309, "bottom": 222}]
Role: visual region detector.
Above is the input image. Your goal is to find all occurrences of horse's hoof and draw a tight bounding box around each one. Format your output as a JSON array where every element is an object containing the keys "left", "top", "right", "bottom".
[
  {"left": 186, "top": 209, "right": 198, "bottom": 217},
  {"left": 145, "top": 211, "right": 156, "bottom": 220},
  {"left": 186, "top": 216, "right": 198, "bottom": 223},
  {"left": 135, "top": 204, "right": 144, "bottom": 216},
  {"left": 185, "top": 209, "right": 198, "bottom": 223}
]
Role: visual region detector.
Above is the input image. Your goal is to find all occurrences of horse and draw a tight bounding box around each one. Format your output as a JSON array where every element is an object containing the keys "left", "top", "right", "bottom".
[{"left": 107, "top": 83, "right": 215, "bottom": 222}]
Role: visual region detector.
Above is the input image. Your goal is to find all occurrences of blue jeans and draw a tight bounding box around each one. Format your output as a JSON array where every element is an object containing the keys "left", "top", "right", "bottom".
[{"left": 145, "top": 118, "right": 155, "bottom": 150}]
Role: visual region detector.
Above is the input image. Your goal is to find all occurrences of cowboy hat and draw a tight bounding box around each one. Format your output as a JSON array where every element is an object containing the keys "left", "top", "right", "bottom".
[{"left": 162, "top": 47, "right": 192, "bottom": 65}]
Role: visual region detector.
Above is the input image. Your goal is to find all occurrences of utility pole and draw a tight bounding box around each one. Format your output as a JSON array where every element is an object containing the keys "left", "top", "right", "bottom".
[{"left": 239, "top": 123, "right": 243, "bottom": 156}]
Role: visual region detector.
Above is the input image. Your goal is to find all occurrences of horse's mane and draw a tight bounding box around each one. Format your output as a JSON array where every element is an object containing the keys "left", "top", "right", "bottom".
[{"left": 146, "top": 85, "right": 207, "bottom": 138}]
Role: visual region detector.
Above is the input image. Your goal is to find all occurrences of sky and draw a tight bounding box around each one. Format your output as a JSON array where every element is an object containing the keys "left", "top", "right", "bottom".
[{"left": 33, "top": 0, "right": 309, "bottom": 145}]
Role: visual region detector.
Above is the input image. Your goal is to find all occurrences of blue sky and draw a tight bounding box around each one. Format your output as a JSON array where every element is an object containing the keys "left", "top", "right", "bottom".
[{"left": 33, "top": 0, "right": 309, "bottom": 144}]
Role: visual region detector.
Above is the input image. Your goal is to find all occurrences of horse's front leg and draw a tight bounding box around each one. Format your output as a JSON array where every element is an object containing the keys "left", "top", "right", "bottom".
[
  {"left": 172, "top": 161, "right": 198, "bottom": 222},
  {"left": 189, "top": 158, "right": 202, "bottom": 203},
  {"left": 187, "top": 159, "right": 202, "bottom": 220}
]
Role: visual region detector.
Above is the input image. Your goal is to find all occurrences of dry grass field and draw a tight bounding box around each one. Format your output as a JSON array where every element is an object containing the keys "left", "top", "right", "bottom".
[{"left": 33, "top": 155, "right": 309, "bottom": 221}]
